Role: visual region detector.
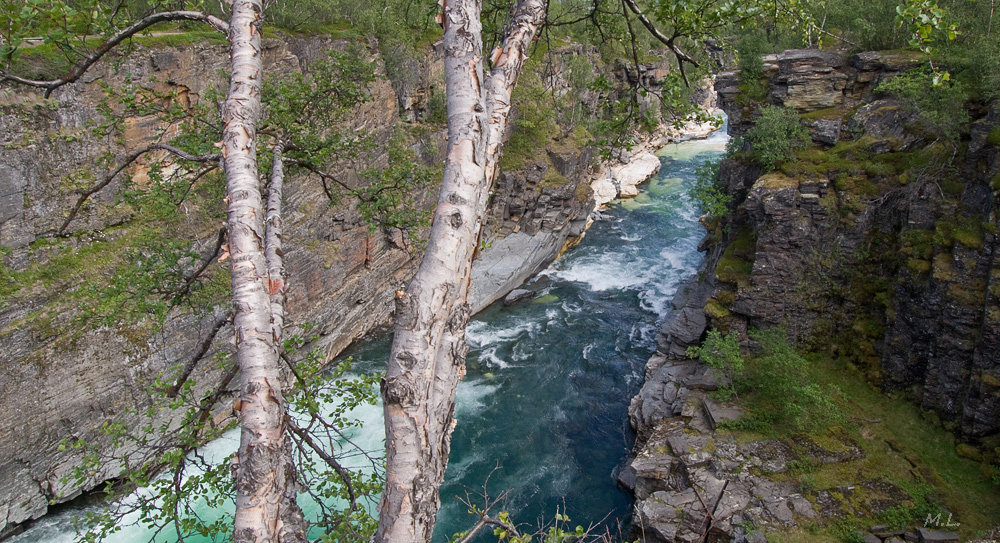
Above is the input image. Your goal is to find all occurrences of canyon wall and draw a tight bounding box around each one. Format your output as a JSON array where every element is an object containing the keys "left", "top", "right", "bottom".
[
  {"left": 711, "top": 49, "right": 1000, "bottom": 440},
  {"left": 622, "top": 48, "right": 1000, "bottom": 543}
]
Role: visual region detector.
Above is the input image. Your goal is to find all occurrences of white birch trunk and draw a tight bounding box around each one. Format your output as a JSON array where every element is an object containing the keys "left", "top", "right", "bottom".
[
  {"left": 265, "top": 143, "right": 287, "bottom": 343},
  {"left": 222, "top": 3, "right": 305, "bottom": 542},
  {"left": 376, "top": 1, "right": 544, "bottom": 542}
]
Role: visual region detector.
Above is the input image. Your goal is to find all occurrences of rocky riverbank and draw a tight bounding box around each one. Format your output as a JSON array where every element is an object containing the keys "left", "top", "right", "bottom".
[{"left": 619, "top": 48, "right": 1000, "bottom": 542}]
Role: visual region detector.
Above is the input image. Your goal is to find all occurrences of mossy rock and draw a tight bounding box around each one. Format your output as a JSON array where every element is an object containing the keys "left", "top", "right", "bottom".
[
  {"left": 716, "top": 289, "right": 736, "bottom": 305},
  {"left": 705, "top": 298, "right": 731, "bottom": 320},
  {"left": 987, "top": 127, "right": 1000, "bottom": 147},
  {"left": 948, "top": 281, "right": 987, "bottom": 307},
  {"left": 955, "top": 443, "right": 983, "bottom": 462},
  {"left": 906, "top": 258, "right": 932, "bottom": 274},
  {"left": 539, "top": 167, "right": 570, "bottom": 188},
  {"left": 932, "top": 253, "right": 954, "bottom": 281},
  {"left": 755, "top": 172, "right": 800, "bottom": 190}
]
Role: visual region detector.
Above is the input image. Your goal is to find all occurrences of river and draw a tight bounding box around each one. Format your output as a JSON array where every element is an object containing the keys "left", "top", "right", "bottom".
[{"left": 8, "top": 122, "right": 727, "bottom": 543}]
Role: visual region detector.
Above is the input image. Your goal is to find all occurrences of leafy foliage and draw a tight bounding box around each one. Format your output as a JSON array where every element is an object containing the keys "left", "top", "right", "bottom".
[
  {"left": 744, "top": 328, "right": 844, "bottom": 433},
  {"left": 690, "top": 327, "right": 845, "bottom": 434},
  {"left": 355, "top": 139, "right": 433, "bottom": 234},
  {"left": 687, "top": 328, "right": 744, "bottom": 400},
  {"left": 690, "top": 159, "right": 730, "bottom": 220},
  {"left": 744, "top": 106, "right": 810, "bottom": 172},
  {"left": 62, "top": 327, "right": 383, "bottom": 543},
  {"left": 875, "top": 69, "right": 969, "bottom": 141}
]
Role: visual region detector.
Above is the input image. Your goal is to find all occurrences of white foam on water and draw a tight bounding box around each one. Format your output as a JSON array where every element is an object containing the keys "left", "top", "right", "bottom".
[
  {"left": 478, "top": 346, "right": 513, "bottom": 369},
  {"left": 547, "top": 251, "right": 650, "bottom": 292},
  {"left": 455, "top": 379, "right": 500, "bottom": 416},
  {"left": 465, "top": 318, "right": 539, "bottom": 349}
]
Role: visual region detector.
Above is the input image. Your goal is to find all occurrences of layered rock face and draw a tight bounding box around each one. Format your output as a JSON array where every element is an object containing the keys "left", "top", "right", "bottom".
[
  {"left": 711, "top": 49, "right": 1000, "bottom": 440},
  {"left": 0, "top": 36, "right": 412, "bottom": 537}
]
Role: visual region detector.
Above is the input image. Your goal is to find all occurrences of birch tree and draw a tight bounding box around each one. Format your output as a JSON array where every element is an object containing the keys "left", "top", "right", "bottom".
[
  {"left": 376, "top": 0, "right": 545, "bottom": 541},
  {"left": 2, "top": 1, "right": 308, "bottom": 541},
  {"left": 219, "top": 2, "right": 310, "bottom": 542}
]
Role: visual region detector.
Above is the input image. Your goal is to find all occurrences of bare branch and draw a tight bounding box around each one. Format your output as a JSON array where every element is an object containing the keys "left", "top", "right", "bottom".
[
  {"left": 165, "top": 309, "right": 233, "bottom": 398},
  {"left": 619, "top": 0, "right": 699, "bottom": 85},
  {"left": 283, "top": 157, "right": 354, "bottom": 201},
  {"left": 0, "top": 11, "right": 229, "bottom": 97},
  {"left": 286, "top": 418, "right": 358, "bottom": 512},
  {"left": 174, "top": 227, "right": 227, "bottom": 300}
]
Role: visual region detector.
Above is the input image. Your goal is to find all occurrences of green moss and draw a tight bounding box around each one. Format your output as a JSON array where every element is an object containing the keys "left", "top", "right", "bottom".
[
  {"left": 716, "top": 289, "right": 736, "bottom": 305},
  {"left": 956, "top": 443, "right": 984, "bottom": 462},
  {"left": 949, "top": 280, "right": 987, "bottom": 306},
  {"left": 733, "top": 353, "right": 1000, "bottom": 541},
  {"left": 570, "top": 125, "right": 593, "bottom": 147},
  {"left": 988, "top": 127, "right": 1000, "bottom": 147},
  {"left": 932, "top": 253, "right": 954, "bottom": 281},
  {"left": 715, "top": 228, "right": 757, "bottom": 289},
  {"left": 705, "top": 298, "right": 731, "bottom": 319},
  {"left": 939, "top": 179, "right": 965, "bottom": 198},
  {"left": 799, "top": 107, "right": 847, "bottom": 122},
  {"left": 935, "top": 217, "right": 985, "bottom": 251},
  {"left": 755, "top": 172, "right": 799, "bottom": 190},
  {"left": 901, "top": 229, "right": 934, "bottom": 259},
  {"left": 132, "top": 31, "right": 227, "bottom": 48},
  {"left": 953, "top": 221, "right": 985, "bottom": 251},
  {"left": 9, "top": 32, "right": 225, "bottom": 80},
  {"left": 907, "top": 258, "right": 932, "bottom": 274},
  {"left": 539, "top": 167, "right": 570, "bottom": 188}
]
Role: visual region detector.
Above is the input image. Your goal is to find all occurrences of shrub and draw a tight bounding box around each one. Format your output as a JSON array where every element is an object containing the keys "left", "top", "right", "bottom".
[
  {"left": 690, "top": 159, "right": 731, "bottom": 219},
  {"left": 748, "top": 328, "right": 844, "bottom": 432},
  {"left": 875, "top": 70, "right": 969, "bottom": 142},
  {"left": 744, "top": 106, "right": 811, "bottom": 171},
  {"left": 736, "top": 32, "right": 769, "bottom": 102},
  {"left": 688, "top": 329, "right": 745, "bottom": 400}
]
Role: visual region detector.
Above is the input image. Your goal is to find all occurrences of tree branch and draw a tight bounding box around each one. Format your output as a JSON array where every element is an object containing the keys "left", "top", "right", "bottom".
[
  {"left": 619, "top": 0, "right": 699, "bottom": 85},
  {"left": 174, "top": 227, "right": 227, "bottom": 301},
  {"left": 0, "top": 11, "right": 229, "bottom": 97},
  {"left": 286, "top": 418, "right": 358, "bottom": 513},
  {"left": 56, "top": 143, "right": 220, "bottom": 236},
  {"left": 165, "top": 309, "right": 233, "bottom": 399},
  {"left": 283, "top": 157, "right": 354, "bottom": 201}
]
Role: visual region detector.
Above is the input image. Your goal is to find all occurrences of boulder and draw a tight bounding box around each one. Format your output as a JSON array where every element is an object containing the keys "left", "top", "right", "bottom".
[
  {"left": 502, "top": 289, "right": 535, "bottom": 306},
  {"left": 917, "top": 527, "right": 959, "bottom": 543}
]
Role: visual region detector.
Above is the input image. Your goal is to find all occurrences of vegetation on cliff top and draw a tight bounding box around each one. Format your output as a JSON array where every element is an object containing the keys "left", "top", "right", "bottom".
[{"left": 689, "top": 329, "right": 1000, "bottom": 542}]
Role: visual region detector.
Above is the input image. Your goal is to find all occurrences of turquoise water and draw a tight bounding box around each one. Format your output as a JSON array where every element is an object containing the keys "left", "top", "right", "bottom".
[{"left": 7, "top": 124, "right": 727, "bottom": 543}]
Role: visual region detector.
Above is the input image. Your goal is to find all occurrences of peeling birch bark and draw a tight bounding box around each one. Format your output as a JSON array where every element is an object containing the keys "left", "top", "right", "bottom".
[
  {"left": 376, "top": 1, "right": 545, "bottom": 542},
  {"left": 222, "top": 3, "right": 305, "bottom": 543}
]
